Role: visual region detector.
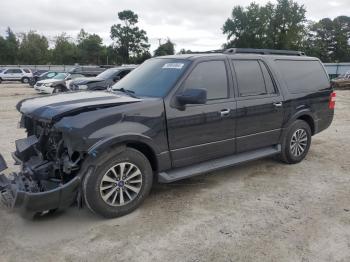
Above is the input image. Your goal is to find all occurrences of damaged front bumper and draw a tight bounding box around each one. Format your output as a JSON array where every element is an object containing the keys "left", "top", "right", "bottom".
[{"left": 0, "top": 154, "right": 81, "bottom": 217}]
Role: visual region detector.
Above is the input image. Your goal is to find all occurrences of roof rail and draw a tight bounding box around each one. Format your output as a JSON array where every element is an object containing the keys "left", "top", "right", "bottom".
[
  {"left": 223, "top": 48, "right": 305, "bottom": 56},
  {"left": 186, "top": 49, "right": 224, "bottom": 54}
]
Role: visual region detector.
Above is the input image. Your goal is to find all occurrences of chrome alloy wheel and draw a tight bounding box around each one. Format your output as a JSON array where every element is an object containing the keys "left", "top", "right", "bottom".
[
  {"left": 100, "top": 162, "right": 143, "bottom": 206},
  {"left": 290, "top": 128, "right": 308, "bottom": 157}
]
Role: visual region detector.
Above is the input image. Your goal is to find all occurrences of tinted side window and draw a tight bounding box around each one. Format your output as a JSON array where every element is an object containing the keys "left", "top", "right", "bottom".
[
  {"left": 12, "top": 69, "right": 22, "bottom": 74},
  {"left": 119, "top": 70, "right": 131, "bottom": 79},
  {"left": 182, "top": 61, "right": 228, "bottom": 100},
  {"left": 276, "top": 60, "right": 330, "bottom": 93},
  {"left": 23, "top": 69, "right": 30, "bottom": 73},
  {"left": 233, "top": 60, "right": 266, "bottom": 96},
  {"left": 259, "top": 61, "right": 276, "bottom": 94}
]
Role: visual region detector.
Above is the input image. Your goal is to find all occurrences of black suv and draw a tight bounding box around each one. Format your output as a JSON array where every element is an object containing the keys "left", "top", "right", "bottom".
[{"left": 0, "top": 49, "right": 335, "bottom": 218}]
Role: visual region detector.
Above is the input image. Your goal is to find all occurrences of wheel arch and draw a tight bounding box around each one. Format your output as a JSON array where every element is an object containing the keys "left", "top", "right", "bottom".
[
  {"left": 285, "top": 110, "right": 316, "bottom": 135},
  {"left": 87, "top": 135, "right": 160, "bottom": 172},
  {"left": 297, "top": 114, "right": 315, "bottom": 135}
]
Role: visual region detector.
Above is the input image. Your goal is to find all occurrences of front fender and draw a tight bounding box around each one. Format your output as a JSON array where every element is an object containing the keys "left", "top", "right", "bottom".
[{"left": 87, "top": 133, "right": 161, "bottom": 157}]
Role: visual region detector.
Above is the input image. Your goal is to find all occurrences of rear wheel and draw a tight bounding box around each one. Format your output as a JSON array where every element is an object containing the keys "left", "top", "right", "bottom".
[
  {"left": 21, "top": 77, "right": 29, "bottom": 84},
  {"left": 83, "top": 147, "right": 153, "bottom": 218},
  {"left": 279, "top": 120, "right": 312, "bottom": 164}
]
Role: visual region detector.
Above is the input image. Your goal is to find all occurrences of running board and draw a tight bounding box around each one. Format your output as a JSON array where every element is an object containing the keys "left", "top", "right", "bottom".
[{"left": 158, "top": 145, "right": 281, "bottom": 183}]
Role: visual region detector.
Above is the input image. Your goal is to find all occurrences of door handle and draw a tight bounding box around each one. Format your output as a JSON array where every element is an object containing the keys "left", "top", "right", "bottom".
[
  {"left": 273, "top": 102, "right": 283, "bottom": 107},
  {"left": 220, "top": 109, "right": 230, "bottom": 117}
]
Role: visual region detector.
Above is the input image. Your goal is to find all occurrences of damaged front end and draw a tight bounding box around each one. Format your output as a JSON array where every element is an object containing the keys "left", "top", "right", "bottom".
[{"left": 0, "top": 117, "right": 84, "bottom": 216}]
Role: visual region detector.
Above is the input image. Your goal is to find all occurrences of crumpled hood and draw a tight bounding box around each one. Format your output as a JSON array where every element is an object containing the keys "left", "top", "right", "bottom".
[{"left": 17, "top": 91, "right": 141, "bottom": 122}]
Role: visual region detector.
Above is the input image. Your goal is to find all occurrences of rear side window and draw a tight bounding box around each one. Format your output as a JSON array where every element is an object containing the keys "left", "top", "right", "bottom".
[
  {"left": 275, "top": 60, "right": 329, "bottom": 94},
  {"left": 233, "top": 60, "right": 276, "bottom": 96},
  {"left": 6, "top": 69, "right": 22, "bottom": 74},
  {"left": 182, "top": 60, "right": 228, "bottom": 100}
]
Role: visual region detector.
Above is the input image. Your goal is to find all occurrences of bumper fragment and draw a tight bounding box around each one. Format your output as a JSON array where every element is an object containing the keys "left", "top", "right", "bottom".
[{"left": 0, "top": 154, "right": 80, "bottom": 217}]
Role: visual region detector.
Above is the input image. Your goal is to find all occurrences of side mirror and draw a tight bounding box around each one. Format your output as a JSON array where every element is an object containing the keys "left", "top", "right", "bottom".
[
  {"left": 176, "top": 88, "right": 207, "bottom": 105},
  {"left": 113, "top": 76, "right": 121, "bottom": 82}
]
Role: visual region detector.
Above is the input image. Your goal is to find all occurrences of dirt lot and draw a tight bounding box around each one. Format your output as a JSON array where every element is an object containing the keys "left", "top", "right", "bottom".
[{"left": 0, "top": 83, "right": 349, "bottom": 262}]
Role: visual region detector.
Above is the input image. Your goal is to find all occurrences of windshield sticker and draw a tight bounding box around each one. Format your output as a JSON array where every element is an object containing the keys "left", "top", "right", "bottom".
[{"left": 162, "top": 63, "right": 184, "bottom": 69}]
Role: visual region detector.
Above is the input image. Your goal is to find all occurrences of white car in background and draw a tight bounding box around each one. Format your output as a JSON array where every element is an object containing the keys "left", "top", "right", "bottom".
[
  {"left": 0, "top": 68, "right": 33, "bottom": 84},
  {"left": 34, "top": 73, "right": 84, "bottom": 94}
]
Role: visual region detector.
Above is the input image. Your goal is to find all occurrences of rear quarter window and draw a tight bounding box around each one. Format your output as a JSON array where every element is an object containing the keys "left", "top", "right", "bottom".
[{"left": 275, "top": 60, "right": 330, "bottom": 94}]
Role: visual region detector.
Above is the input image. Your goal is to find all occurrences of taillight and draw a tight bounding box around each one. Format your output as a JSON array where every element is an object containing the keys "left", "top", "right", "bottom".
[{"left": 329, "top": 92, "right": 336, "bottom": 109}]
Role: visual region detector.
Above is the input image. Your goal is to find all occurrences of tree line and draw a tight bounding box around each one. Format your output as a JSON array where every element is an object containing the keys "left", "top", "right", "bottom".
[
  {"left": 0, "top": 1, "right": 349, "bottom": 65},
  {"left": 223, "top": 0, "right": 350, "bottom": 62},
  {"left": 0, "top": 10, "right": 175, "bottom": 66}
]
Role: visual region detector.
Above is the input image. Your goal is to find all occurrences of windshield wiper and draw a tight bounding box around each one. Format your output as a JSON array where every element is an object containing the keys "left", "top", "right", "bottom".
[{"left": 114, "top": 88, "right": 138, "bottom": 98}]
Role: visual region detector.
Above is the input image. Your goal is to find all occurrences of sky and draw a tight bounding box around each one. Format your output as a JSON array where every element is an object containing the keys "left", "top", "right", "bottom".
[{"left": 0, "top": 0, "right": 348, "bottom": 53}]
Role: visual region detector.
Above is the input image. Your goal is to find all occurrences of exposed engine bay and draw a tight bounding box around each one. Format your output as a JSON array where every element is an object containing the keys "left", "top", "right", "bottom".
[{"left": 0, "top": 115, "right": 84, "bottom": 216}]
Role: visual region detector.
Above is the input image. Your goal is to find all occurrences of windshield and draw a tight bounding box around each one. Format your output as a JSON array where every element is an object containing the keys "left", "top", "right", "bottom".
[
  {"left": 97, "top": 69, "right": 120, "bottom": 80},
  {"left": 112, "top": 58, "right": 190, "bottom": 97},
  {"left": 53, "top": 73, "right": 68, "bottom": 80}
]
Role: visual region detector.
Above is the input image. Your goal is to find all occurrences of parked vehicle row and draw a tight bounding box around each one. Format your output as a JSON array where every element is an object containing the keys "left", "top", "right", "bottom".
[
  {"left": 70, "top": 66, "right": 136, "bottom": 91},
  {"left": 0, "top": 48, "right": 335, "bottom": 219},
  {"left": 32, "top": 66, "right": 136, "bottom": 94}
]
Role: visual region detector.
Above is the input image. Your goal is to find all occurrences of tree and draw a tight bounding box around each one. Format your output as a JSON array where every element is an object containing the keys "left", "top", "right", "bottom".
[
  {"left": 2, "top": 27, "right": 19, "bottom": 64},
  {"left": 110, "top": 10, "right": 150, "bottom": 63},
  {"left": 332, "top": 16, "right": 350, "bottom": 62},
  {"left": 154, "top": 39, "right": 175, "bottom": 56},
  {"left": 52, "top": 33, "right": 79, "bottom": 64},
  {"left": 77, "top": 29, "right": 104, "bottom": 64},
  {"left": 0, "top": 36, "right": 7, "bottom": 64},
  {"left": 178, "top": 48, "right": 193, "bottom": 54},
  {"left": 18, "top": 31, "right": 49, "bottom": 64},
  {"left": 223, "top": 0, "right": 306, "bottom": 50},
  {"left": 305, "top": 16, "right": 350, "bottom": 62}
]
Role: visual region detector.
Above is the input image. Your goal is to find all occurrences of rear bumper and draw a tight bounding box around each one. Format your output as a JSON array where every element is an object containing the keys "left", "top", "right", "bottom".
[{"left": 0, "top": 154, "right": 80, "bottom": 217}]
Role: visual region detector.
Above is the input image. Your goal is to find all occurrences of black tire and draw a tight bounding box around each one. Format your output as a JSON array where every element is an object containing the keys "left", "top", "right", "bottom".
[
  {"left": 53, "top": 85, "right": 66, "bottom": 93},
  {"left": 0, "top": 78, "right": 2, "bottom": 84},
  {"left": 21, "top": 77, "right": 29, "bottom": 84},
  {"left": 83, "top": 147, "right": 153, "bottom": 218},
  {"left": 279, "top": 120, "right": 312, "bottom": 164}
]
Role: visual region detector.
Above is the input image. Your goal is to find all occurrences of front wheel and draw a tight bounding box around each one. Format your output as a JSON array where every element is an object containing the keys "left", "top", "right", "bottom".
[
  {"left": 52, "top": 85, "right": 67, "bottom": 93},
  {"left": 279, "top": 120, "right": 312, "bottom": 164},
  {"left": 83, "top": 147, "right": 153, "bottom": 218}
]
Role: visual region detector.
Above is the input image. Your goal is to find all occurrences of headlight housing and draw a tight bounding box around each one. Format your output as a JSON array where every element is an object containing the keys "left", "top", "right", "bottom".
[{"left": 43, "top": 83, "right": 52, "bottom": 87}]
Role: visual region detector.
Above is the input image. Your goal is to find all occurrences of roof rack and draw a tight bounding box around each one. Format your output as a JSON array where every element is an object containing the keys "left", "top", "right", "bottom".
[
  {"left": 223, "top": 48, "right": 305, "bottom": 56},
  {"left": 186, "top": 48, "right": 305, "bottom": 56}
]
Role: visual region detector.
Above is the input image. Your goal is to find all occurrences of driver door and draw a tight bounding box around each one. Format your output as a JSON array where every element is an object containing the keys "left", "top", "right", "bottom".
[{"left": 165, "top": 59, "right": 236, "bottom": 168}]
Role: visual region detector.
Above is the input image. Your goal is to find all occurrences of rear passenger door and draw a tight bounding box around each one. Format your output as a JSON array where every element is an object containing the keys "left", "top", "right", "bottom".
[
  {"left": 12, "top": 69, "right": 23, "bottom": 80},
  {"left": 231, "top": 59, "right": 284, "bottom": 153}
]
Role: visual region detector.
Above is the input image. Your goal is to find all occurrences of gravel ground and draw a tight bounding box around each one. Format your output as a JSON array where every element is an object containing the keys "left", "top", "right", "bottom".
[{"left": 0, "top": 83, "right": 349, "bottom": 262}]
